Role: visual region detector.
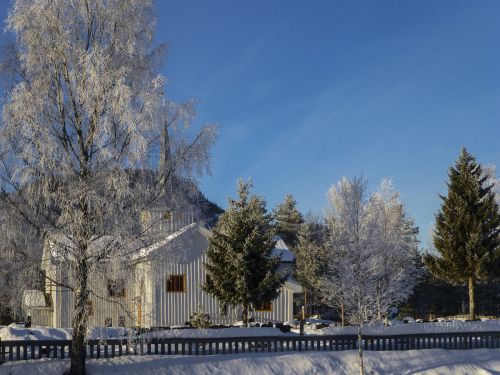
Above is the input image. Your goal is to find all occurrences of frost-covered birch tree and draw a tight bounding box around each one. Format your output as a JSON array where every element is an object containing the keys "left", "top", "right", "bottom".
[
  {"left": 370, "top": 179, "right": 420, "bottom": 320},
  {"left": 0, "top": 1, "right": 215, "bottom": 374},
  {"left": 320, "top": 177, "right": 419, "bottom": 375}
]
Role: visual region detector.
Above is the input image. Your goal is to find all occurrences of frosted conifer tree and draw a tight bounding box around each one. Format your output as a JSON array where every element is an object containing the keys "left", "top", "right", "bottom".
[
  {"left": 203, "top": 180, "right": 286, "bottom": 326},
  {"left": 0, "top": 1, "right": 215, "bottom": 374}
]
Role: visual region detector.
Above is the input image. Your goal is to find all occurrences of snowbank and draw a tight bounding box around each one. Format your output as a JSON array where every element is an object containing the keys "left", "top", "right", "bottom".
[
  {"left": 4, "top": 320, "right": 499, "bottom": 343},
  {"left": 0, "top": 325, "right": 294, "bottom": 341},
  {"left": 287, "top": 315, "right": 335, "bottom": 326},
  {"left": 141, "top": 327, "right": 296, "bottom": 339},
  {"left": 0, "top": 324, "right": 72, "bottom": 341},
  {"left": 0, "top": 324, "right": 134, "bottom": 341},
  {"left": 315, "top": 320, "right": 500, "bottom": 336},
  {"left": 87, "top": 327, "right": 135, "bottom": 340},
  {"left": 2, "top": 349, "right": 500, "bottom": 375}
]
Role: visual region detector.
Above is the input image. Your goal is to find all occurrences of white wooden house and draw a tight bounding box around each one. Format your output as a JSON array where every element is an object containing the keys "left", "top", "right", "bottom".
[{"left": 29, "top": 218, "right": 301, "bottom": 328}]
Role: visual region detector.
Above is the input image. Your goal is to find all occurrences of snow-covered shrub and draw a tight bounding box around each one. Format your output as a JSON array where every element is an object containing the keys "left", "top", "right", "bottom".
[{"left": 189, "top": 305, "right": 211, "bottom": 328}]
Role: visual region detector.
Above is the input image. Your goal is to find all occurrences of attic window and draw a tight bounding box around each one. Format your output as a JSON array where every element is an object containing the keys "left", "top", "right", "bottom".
[
  {"left": 255, "top": 302, "right": 272, "bottom": 312},
  {"left": 166, "top": 274, "right": 185, "bottom": 293},
  {"left": 140, "top": 211, "right": 151, "bottom": 224},
  {"left": 107, "top": 279, "right": 125, "bottom": 297}
]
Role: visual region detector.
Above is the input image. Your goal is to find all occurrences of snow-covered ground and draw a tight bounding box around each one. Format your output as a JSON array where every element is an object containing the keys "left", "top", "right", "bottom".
[
  {"left": 314, "top": 320, "right": 500, "bottom": 336},
  {"left": 3, "top": 320, "right": 500, "bottom": 342},
  {"left": 0, "top": 324, "right": 134, "bottom": 341},
  {"left": 0, "top": 324, "right": 294, "bottom": 341},
  {"left": 1, "top": 349, "right": 500, "bottom": 375},
  {"left": 141, "top": 327, "right": 296, "bottom": 339},
  {"left": 0, "top": 325, "right": 72, "bottom": 341}
]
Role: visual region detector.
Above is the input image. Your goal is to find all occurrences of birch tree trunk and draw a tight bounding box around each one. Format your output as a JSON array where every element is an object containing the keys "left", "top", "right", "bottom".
[
  {"left": 70, "top": 256, "right": 89, "bottom": 375},
  {"left": 340, "top": 303, "right": 345, "bottom": 326},
  {"left": 357, "top": 326, "right": 365, "bottom": 375}
]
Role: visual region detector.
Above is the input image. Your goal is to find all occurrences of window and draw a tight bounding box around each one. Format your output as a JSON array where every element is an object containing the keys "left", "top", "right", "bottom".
[
  {"left": 166, "top": 274, "right": 185, "bottom": 292},
  {"left": 118, "top": 316, "right": 126, "bottom": 327},
  {"left": 105, "top": 317, "right": 112, "bottom": 327},
  {"left": 107, "top": 279, "right": 125, "bottom": 297},
  {"left": 140, "top": 211, "right": 151, "bottom": 224},
  {"left": 255, "top": 302, "right": 272, "bottom": 312},
  {"left": 205, "top": 274, "right": 212, "bottom": 286}
]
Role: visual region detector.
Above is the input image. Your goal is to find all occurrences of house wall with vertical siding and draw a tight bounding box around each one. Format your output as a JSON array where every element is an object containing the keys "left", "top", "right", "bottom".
[
  {"left": 36, "top": 224, "right": 299, "bottom": 328},
  {"left": 149, "top": 225, "right": 297, "bottom": 326}
]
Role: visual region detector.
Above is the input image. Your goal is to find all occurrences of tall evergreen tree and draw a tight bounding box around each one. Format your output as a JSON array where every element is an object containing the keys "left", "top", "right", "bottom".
[
  {"left": 295, "top": 216, "right": 327, "bottom": 316},
  {"left": 203, "top": 180, "right": 286, "bottom": 326},
  {"left": 273, "top": 194, "right": 304, "bottom": 249},
  {"left": 424, "top": 148, "right": 500, "bottom": 320}
]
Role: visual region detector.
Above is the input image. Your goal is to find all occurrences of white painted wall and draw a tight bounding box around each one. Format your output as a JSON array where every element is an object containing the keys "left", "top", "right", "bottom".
[{"left": 36, "top": 224, "right": 299, "bottom": 328}]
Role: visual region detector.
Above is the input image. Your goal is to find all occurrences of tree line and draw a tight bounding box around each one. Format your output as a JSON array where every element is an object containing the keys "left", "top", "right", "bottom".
[
  {"left": 268, "top": 148, "right": 500, "bottom": 324},
  {"left": 202, "top": 149, "right": 498, "bottom": 375}
]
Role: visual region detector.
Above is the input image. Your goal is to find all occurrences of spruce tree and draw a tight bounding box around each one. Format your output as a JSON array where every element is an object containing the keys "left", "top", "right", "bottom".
[
  {"left": 273, "top": 194, "right": 304, "bottom": 250},
  {"left": 203, "top": 180, "right": 286, "bottom": 326},
  {"left": 295, "top": 217, "right": 327, "bottom": 316},
  {"left": 424, "top": 148, "right": 500, "bottom": 320}
]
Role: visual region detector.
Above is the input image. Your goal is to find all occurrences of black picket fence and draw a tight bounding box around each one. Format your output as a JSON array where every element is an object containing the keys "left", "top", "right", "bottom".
[{"left": 2, "top": 331, "right": 500, "bottom": 364}]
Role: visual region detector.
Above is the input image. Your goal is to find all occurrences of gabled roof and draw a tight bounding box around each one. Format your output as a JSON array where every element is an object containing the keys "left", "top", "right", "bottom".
[
  {"left": 139, "top": 227, "right": 296, "bottom": 263},
  {"left": 45, "top": 224, "right": 296, "bottom": 266},
  {"left": 284, "top": 279, "right": 302, "bottom": 293},
  {"left": 272, "top": 237, "right": 295, "bottom": 262},
  {"left": 131, "top": 222, "right": 198, "bottom": 260}
]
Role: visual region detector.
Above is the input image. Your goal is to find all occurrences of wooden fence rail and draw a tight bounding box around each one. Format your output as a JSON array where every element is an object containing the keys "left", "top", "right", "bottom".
[{"left": 2, "top": 331, "right": 500, "bottom": 364}]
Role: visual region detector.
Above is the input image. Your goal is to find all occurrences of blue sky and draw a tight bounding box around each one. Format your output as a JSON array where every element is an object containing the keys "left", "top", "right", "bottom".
[{"left": 2, "top": 1, "right": 500, "bottom": 246}]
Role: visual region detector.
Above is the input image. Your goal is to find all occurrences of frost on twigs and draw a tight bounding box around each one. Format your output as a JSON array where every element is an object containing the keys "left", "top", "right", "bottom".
[{"left": 0, "top": 0, "right": 216, "bottom": 373}]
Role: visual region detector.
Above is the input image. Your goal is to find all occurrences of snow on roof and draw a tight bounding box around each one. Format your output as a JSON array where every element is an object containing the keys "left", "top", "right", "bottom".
[
  {"left": 23, "top": 290, "right": 46, "bottom": 307},
  {"left": 131, "top": 222, "right": 198, "bottom": 260},
  {"left": 46, "top": 226, "right": 295, "bottom": 265},
  {"left": 47, "top": 233, "right": 116, "bottom": 260},
  {"left": 284, "top": 279, "right": 302, "bottom": 293},
  {"left": 46, "top": 223, "right": 198, "bottom": 262},
  {"left": 272, "top": 237, "right": 295, "bottom": 262}
]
